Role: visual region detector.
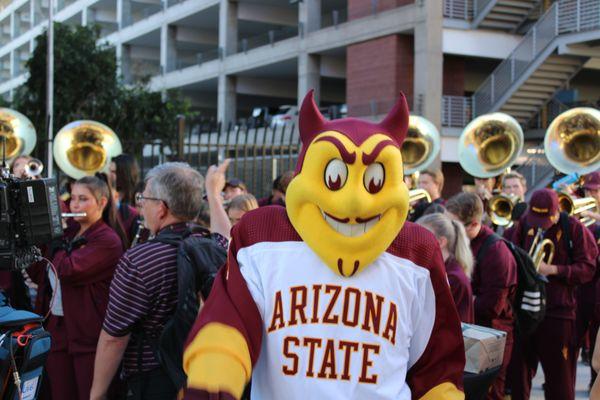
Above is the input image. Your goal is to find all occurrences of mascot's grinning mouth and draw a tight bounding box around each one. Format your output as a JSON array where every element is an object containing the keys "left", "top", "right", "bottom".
[{"left": 321, "top": 210, "right": 381, "bottom": 237}]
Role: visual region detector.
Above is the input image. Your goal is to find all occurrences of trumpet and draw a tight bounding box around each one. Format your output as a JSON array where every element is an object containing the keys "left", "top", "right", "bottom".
[
  {"left": 557, "top": 192, "right": 598, "bottom": 227},
  {"left": 529, "top": 229, "right": 555, "bottom": 271},
  {"left": 488, "top": 193, "right": 520, "bottom": 227}
]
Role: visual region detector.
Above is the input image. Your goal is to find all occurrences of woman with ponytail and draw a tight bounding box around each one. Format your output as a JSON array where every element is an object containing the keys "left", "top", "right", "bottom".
[
  {"left": 41, "top": 174, "right": 125, "bottom": 400},
  {"left": 417, "top": 212, "right": 475, "bottom": 323}
]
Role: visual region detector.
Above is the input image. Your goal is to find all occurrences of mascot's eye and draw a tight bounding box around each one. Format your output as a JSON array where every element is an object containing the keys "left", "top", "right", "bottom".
[
  {"left": 324, "top": 159, "right": 348, "bottom": 191},
  {"left": 363, "top": 163, "right": 385, "bottom": 194}
]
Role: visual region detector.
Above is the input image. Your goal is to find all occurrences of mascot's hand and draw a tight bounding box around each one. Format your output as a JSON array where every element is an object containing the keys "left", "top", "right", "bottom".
[{"left": 184, "top": 323, "right": 252, "bottom": 399}]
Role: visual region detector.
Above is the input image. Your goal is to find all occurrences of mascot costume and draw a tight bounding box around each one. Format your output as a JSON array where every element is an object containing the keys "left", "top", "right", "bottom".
[{"left": 183, "top": 91, "right": 465, "bottom": 399}]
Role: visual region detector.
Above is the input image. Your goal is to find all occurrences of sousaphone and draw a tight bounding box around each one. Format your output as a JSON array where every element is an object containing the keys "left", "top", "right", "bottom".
[
  {"left": 53, "top": 120, "right": 122, "bottom": 179},
  {"left": 0, "top": 108, "right": 37, "bottom": 164},
  {"left": 458, "top": 112, "right": 524, "bottom": 178}
]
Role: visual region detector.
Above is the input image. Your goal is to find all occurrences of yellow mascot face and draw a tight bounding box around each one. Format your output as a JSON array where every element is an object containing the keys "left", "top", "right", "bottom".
[{"left": 286, "top": 91, "right": 410, "bottom": 277}]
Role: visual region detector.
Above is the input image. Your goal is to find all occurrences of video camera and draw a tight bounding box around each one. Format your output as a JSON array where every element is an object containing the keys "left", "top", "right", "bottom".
[{"left": 0, "top": 172, "right": 64, "bottom": 271}]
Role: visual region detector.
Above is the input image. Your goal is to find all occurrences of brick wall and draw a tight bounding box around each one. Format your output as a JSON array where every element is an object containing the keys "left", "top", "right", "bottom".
[
  {"left": 443, "top": 56, "right": 465, "bottom": 96},
  {"left": 347, "top": 35, "right": 414, "bottom": 117},
  {"left": 348, "top": 0, "right": 415, "bottom": 20}
]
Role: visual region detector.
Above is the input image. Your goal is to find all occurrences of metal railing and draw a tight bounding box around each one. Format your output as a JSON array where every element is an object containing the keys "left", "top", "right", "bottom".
[
  {"left": 122, "top": 3, "right": 163, "bottom": 28},
  {"left": 168, "top": 48, "right": 220, "bottom": 72},
  {"left": 321, "top": 8, "right": 349, "bottom": 28},
  {"left": 472, "top": 0, "right": 494, "bottom": 21},
  {"left": 516, "top": 145, "right": 555, "bottom": 194},
  {"left": 126, "top": 120, "right": 300, "bottom": 198},
  {"left": 237, "top": 26, "right": 298, "bottom": 54},
  {"left": 443, "top": 0, "right": 472, "bottom": 20},
  {"left": 442, "top": 96, "right": 472, "bottom": 127},
  {"left": 472, "top": 0, "right": 600, "bottom": 117}
]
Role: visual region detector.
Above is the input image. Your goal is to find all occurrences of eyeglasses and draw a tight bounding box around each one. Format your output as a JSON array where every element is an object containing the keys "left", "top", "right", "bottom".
[{"left": 135, "top": 193, "right": 168, "bottom": 208}]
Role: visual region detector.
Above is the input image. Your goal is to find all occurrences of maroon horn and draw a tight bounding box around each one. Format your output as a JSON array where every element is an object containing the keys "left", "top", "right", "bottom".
[
  {"left": 298, "top": 89, "right": 326, "bottom": 145},
  {"left": 378, "top": 93, "right": 409, "bottom": 144}
]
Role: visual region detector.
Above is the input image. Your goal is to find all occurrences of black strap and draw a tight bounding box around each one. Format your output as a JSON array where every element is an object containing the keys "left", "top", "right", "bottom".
[
  {"left": 476, "top": 234, "right": 501, "bottom": 264},
  {"left": 559, "top": 212, "right": 573, "bottom": 264}
]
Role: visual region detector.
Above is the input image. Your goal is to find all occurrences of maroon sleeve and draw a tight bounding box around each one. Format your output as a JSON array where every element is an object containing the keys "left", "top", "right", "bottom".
[
  {"left": 554, "top": 218, "right": 598, "bottom": 285},
  {"left": 54, "top": 227, "right": 123, "bottom": 286},
  {"left": 184, "top": 222, "right": 264, "bottom": 400},
  {"left": 474, "top": 240, "right": 517, "bottom": 323}
]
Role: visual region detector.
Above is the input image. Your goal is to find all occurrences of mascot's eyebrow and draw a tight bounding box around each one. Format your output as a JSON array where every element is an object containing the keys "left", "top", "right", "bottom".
[
  {"left": 362, "top": 139, "right": 397, "bottom": 165},
  {"left": 315, "top": 136, "right": 356, "bottom": 164}
]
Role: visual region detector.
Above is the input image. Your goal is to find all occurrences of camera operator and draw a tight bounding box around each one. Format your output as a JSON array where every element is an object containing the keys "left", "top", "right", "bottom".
[{"left": 30, "top": 174, "right": 126, "bottom": 400}]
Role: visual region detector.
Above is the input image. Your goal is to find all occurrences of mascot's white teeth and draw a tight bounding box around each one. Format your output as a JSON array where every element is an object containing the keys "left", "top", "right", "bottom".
[{"left": 321, "top": 211, "right": 381, "bottom": 237}]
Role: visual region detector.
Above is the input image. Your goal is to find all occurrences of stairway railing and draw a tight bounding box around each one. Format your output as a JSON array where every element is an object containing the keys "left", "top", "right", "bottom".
[{"left": 472, "top": 0, "right": 600, "bottom": 117}]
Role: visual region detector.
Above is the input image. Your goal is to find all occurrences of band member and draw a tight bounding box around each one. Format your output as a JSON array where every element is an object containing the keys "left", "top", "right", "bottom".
[
  {"left": 501, "top": 171, "right": 528, "bottom": 221},
  {"left": 40, "top": 175, "right": 126, "bottom": 400},
  {"left": 109, "top": 154, "right": 140, "bottom": 243},
  {"left": 506, "top": 188, "right": 598, "bottom": 400},
  {"left": 183, "top": 92, "right": 466, "bottom": 399},
  {"left": 446, "top": 192, "right": 517, "bottom": 400},
  {"left": 576, "top": 171, "right": 600, "bottom": 388},
  {"left": 417, "top": 212, "right": 475, "bottom": 323},
  {"left": 410, "top": 169, "right": 445, "bottom": 221}
]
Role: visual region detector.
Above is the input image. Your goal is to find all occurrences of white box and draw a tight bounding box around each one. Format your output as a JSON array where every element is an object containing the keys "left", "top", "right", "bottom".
[{"left": 462, "top": 323, "right": 507, "bottom": 374}]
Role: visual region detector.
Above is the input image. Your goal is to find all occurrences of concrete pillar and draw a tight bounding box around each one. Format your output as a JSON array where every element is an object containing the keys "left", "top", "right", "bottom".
[
  {"left": 119, "top": 0, "right": 132, "bottom": 28},
  {"left": 82, "top": 7, "right": 87, "bottom": 26},
  {"left": 219, "top": 0, "right": 237, "bottom": 57},
  {"left": 9, "top": 12, "right": 15, "bottom": 39},
  {"left": 217, "top": 74, "right": 236, "bottom": 126},
  {"left": 298, "top": 0, "right": 320, "bottom": 35},
  {"left": 298, "top": 52, "right": 320, "bottom": 107},
  {"left": 414, "top": 0, "right": 443, "bottom": 164},
  {"left": 121, "top": 44, "right": 131, "bottom": 83},
  {"left": 160, "top": 25, "right": 176, "bottom": 73},
  {"left": 30, "top": 0, "right": 35, "bottom": 28},
  {"left": 9, "top": 50, "right": 14, "bottom": 78}
]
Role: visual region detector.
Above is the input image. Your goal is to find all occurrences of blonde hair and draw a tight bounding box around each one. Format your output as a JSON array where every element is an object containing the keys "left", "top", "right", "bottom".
[
  {"left": 421, "top": 169, "right": 444, "bottom": 192},
  {"left": 228, "top": 194, "right": 259, "bottom": 213},
  {"left": 417, "top": 213, "right": 474, "bottom": 278},
  {"left": 501, "top": 171, "right": 527, "bottom": 189}
]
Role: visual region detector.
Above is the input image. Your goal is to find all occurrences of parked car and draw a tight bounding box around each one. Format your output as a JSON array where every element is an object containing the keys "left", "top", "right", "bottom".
[{"left": 270, "top": 105, "right": 298, "bottom": 127}]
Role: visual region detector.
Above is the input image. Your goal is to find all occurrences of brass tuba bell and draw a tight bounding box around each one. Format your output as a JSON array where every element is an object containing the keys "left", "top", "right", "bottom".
[
  {"left": 0, "top": 108, "right": 37, "bottom": 164},
  {"left": 402, "top": 116, "right": 439, "bottom": 208},
  {"left": 402, "top": 116, "right": 441, "bottom": 177},
  {"left": 545, "top": 107, "right": 600, "bottom": 175},
  {"left": 458, "top": 113, "right": 524, "bottom": 178},
  {"left": 557, "top": 192, "right": 599, "bottom": 227},
  {"left": 53, "top": 120, "right": 122, "bottom": 179},
  {"left": 488, "top": 193, "right": 520, "bottom": 227}
]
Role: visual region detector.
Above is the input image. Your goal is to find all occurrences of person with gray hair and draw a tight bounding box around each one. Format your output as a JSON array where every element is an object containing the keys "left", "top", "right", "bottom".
[{"left": 91, "top": 162, "right": 229, "bottom": 400}]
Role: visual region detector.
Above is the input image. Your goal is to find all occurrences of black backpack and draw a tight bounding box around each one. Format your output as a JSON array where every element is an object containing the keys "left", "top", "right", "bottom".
[
  {"left": 142, "top": 225, "right": 227, "bottom": 389},
  {"left": 476, "top": 233, "right": 548, "bottom": 336}
]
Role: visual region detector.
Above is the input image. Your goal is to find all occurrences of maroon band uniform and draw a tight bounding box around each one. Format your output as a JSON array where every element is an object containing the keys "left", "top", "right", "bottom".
[
  {"left": 445, "top": 256, "right": 474, "bottom": 324},
  {"left": 506, "top": 214, "right": 598, "bottom": 400},
  {"left": 42, "top": 220, "right": 123, "bottom": 400},
  {"left": 470, "top": 224, "right": 517, "bottom": 400}
]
